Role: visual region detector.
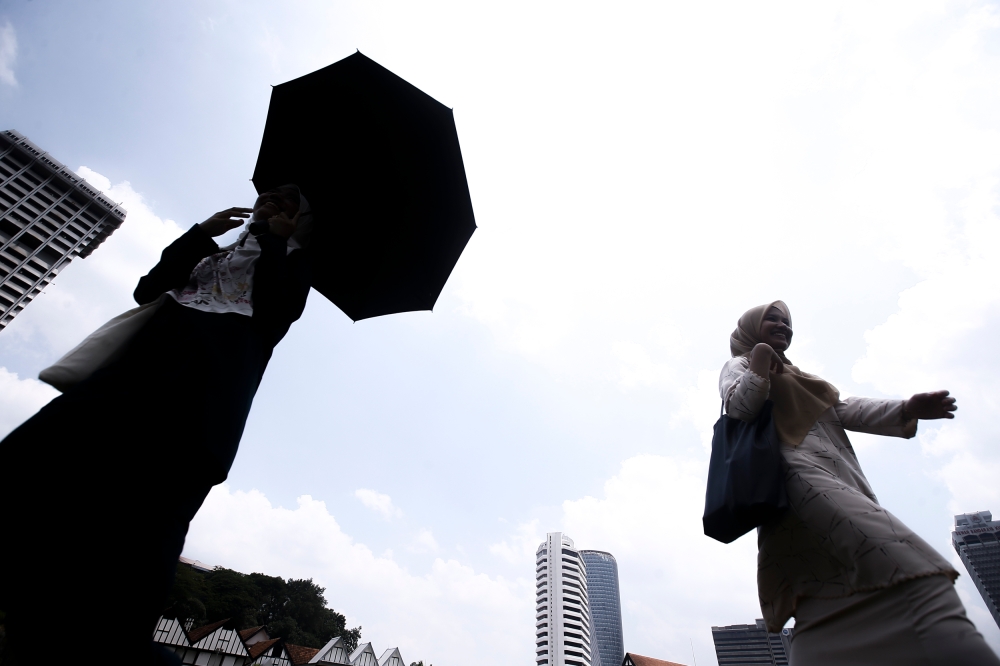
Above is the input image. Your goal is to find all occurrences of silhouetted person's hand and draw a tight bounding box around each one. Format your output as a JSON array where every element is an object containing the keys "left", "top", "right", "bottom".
[
  {"left": 199, "top": 207, "right": 253, "bottom": 236},
  {"left": 903, "top": 390, "right": 957, "bottom": 420},
  {"left": 266, "top": 209, "right": 300, "bottom": 239}
]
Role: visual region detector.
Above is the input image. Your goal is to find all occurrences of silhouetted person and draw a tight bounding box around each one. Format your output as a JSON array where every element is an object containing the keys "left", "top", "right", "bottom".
[
  {"left": 0, "top": 186, "right": 313, "bottom": 665},
  {"left": 721, "top": 301, "right": 998, "bottom": 665}
]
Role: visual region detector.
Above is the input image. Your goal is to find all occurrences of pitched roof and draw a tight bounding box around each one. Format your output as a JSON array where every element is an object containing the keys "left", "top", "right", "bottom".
[
  {"left": 239, "top": 626, "right": 265, "bottom": 640},
  {"left": 623, "top": 653, "right": 688, "bottom": 666},
  {"left": 249, "top": 637, "right": 283, "bottom": 659},
  {"left": 377, "top": 647, "right": 404, "bottom": 666},
  {"left": 187, "top": 619, "right": 229, "bottom": 644},
  {"left": 286, "top": 643, "right": 321, "bottom": 665},
  {"left": 309, "top": 636, "right": 348, "bottom": 664},
  {"left": 178, "top": 555, "right": 216, "bottom": 572},
  {"left": 349, "top": 642, "right": 375, "bottom": 662}
]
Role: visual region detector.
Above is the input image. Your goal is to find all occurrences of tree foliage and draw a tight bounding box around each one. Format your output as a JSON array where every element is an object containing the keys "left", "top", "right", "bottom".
[{"left": 163, "top": 564, "right": 361, "bottom": 652}]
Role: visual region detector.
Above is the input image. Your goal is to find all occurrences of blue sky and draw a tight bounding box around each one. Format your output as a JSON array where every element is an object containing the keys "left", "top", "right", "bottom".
[{"left": 3, "top": 2, "right": 1000, "bottom": 664}]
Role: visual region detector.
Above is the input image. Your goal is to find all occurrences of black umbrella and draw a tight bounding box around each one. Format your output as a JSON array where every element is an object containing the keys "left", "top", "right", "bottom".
[{"left": 252, "top": 52, "right": 476, "bottom": 321}]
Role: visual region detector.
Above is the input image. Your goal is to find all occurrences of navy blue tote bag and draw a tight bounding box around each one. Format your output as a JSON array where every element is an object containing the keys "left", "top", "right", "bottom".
[{"left": 703, "top": 400, "right": 788, "bottom": 543}]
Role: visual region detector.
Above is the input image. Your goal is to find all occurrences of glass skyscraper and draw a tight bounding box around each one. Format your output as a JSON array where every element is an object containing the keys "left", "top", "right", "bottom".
[
  {"left": 711, "top": 619, "right": 792, "bottom": 666},
  {"left": 580, "top": 550, "right": 624, "bottom": 666},
  {"left": 953, "top": 510, "right": 1000, "bottom": 629}
]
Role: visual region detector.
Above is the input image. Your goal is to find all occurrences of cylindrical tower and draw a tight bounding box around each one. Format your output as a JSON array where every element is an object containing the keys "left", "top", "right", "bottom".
[
  {"left": 579, "top": 550, "right": 624, "bottom": 666},
  {"left": 536, "top": 532, "right": 598, "bottom": 666}
]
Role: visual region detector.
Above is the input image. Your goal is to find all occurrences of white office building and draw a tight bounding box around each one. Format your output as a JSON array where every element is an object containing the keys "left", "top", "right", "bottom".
[
  {"left": 536, "top": 532, "right": 600, "bottom": 666},
  {"left": 0, "top": 129, "right": 127, "bottom": 329}
]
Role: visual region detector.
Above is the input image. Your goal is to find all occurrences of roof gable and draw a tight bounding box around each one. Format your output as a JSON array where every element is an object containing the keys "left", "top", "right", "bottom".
[
  {"left": 153, "top": 617, "right": 191, "bottom": 647},
  {"left": 191, "top": 625, "right": 250, "bottom": 656},
  {"left": 349, "top": 642, "right": 378, "bottom": 666},
  {"left": 377, "top": 647, "right": 404, "bottom": 666},
  {"left": 249, "top": 637, "right": 284, "bottom": 660},
  {"left": 287, "top": 643, "right": 321, "bottom": 665},
  {"left": 623, "top": 653, "right": 688, "bottom": 666},
  {"left": 240, "top": 625, "right": 270, "bottom": 644},
  {"left": 310, "top": 636, "right": 350, "bottom": 664},
  {"left": 187, "top": 618, "right": 229, "bottom": 644}
]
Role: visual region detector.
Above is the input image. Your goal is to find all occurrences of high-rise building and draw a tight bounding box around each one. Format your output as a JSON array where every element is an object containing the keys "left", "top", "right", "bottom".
[
  {"left": 711, "top": 619, "right": 792, "bottom": 666},
  {"left": 580, "top": 550, "right": 624, "bottom": 666},
  {"left": 537, "top": 532, "right": 598, "bottom": 666},
  {"left": 0, "top": 129, "right": 127, "bottom": 329},
  {"left": 953, "top": 510, "right": 1000, "bottom": 629}
]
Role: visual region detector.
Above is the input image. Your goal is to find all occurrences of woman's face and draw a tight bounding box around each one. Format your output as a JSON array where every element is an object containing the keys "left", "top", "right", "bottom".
[
  {"left": 252, "top": 187, "right": 299, "bottom": 222},
  {"left": 760, "top": 305, "right": 792, "bottom": 352}
]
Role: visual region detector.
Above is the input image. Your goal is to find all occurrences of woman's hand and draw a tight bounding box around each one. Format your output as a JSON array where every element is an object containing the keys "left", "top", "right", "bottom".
[
  {"left": 902, "top": 391, "right": 957, "bottom": 421},
  {"left": 199, "top": 207, "right": 253, "bottom": 237},
  {"left": 748, "top": 342, "right": 784, "bottom": 379},
  {"left": 267, "top": 209, "right": 300, "bottom": 239}
]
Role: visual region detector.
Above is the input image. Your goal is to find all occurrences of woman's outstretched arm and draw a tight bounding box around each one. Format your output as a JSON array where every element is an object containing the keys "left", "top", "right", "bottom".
[{"left": 837, "top": 392, "right": 955, "bottom": 440}]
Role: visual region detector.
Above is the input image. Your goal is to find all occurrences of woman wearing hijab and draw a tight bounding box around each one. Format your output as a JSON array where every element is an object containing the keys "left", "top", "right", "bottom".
[
  {"left": 0, "top": 186, "right": 313, "bottom": 665},
  {"left": 721, "top": 301, "right": 998, "bottom": 665}
]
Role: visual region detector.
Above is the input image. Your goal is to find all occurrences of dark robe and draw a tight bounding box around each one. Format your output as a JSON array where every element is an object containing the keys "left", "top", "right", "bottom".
[{"left": 0, "top": 225, "right": 310, "bottom": 665}]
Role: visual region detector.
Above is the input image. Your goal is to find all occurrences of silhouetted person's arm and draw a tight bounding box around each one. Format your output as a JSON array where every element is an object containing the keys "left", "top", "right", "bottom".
[
  {"left": 133, "top": 225, "right": 220, "bottom": 305},
  {"left": 250, "top": 232, "right": 311, "bottom": 347},
  {"left": 133, "top": 207, "right": 253, "bottom": 305}
]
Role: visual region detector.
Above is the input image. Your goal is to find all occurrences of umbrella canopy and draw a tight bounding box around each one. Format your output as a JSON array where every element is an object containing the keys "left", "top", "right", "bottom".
[{"left": 252, "top": 52, "right": 476, "bottom": 321}]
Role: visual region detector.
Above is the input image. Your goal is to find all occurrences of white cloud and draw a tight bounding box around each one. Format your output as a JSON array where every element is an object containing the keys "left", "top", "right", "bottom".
[
  {"left": 613, "top": 341, "right": 675, "bottom": 391},
  {"left": 670, "top": 368, "right": 723, "bottom": 453},
  {"left": 489, "top": 519, "right": 543, "bottom": 565},
  {"left": 561, "top": 454, "right": 761, "bottom": 664},
  {"left": 0, "top": 367, "right": 59, "bottom": 438},
  {"left": 0, "top": 20, "right": 16, "bottom": 86},
  {"left": 185, "top": 485, "right": 533, "bottom": 666},
  {"left": 354, "top": 488, "right": 403, "bottom": 521},
  {"left": 407, "top": 528, "right": 440, "bottom": 554},
  {"left": 852, "top": 260, "right": 1000, "bottom": 398},
  {"left": 75, "top": 166, "right": 187, "bottom": 295}
]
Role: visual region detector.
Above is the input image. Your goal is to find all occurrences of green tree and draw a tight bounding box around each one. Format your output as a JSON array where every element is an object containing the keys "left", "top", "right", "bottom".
[
  {"left": 163, "top": 564, "right": 360, "bottom": 650},
  {"left": 162, "top": 562, "right": 210, "bottom": 626}
]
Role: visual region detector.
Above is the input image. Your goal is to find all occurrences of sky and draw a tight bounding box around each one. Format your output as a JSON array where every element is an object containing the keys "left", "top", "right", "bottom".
[{"left": 3, "top": 1, "right": 1000, "bottom": 664}]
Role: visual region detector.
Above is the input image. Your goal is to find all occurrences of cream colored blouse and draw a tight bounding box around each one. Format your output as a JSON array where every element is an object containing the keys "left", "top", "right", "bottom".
[{"left": 719, "top": 356, "right": 957, "bottom": 632}]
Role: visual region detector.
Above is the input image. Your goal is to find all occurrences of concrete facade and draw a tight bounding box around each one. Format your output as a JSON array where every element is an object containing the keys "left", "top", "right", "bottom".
[
  {"left": 0, "top": 129, "right": 126, "bottom": 329},
  {"left": 537, "top": 532, "right": 598, "bottom": 666}
]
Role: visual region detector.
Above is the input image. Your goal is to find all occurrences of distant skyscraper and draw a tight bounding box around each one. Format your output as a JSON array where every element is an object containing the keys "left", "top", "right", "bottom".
[
  {"left": 536, "top": 532, "right": 598, "bottom": 666},
  {"left": 580, "top": 550, "right": 624, "bottom": 666},
  {"left": 953, "top": 510, "right": 1000, "bottom": 629},
  {"left": 0, "top": 129, "right": 127, "bottom": 329},
  {"left": 711, "top": 619, "right": 792, "bottom": 666}
]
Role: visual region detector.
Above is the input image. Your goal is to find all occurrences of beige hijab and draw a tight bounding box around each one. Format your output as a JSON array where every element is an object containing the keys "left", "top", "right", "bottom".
[{"left": 730, "top": 301, "right": 840, "bottom": 446}]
